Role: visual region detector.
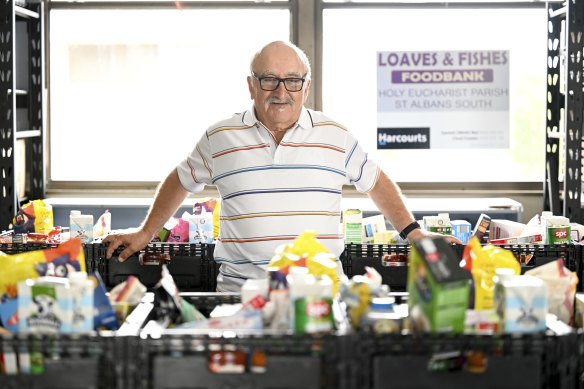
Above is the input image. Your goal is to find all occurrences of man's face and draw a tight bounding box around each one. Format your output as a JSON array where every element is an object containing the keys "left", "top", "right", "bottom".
[{"left": 247, "top": 43, "right": 311, "bottom": 131}]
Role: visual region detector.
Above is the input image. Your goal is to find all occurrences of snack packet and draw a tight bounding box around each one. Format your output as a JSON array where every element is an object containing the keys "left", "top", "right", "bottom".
[
  {"left": 193, "top": 197, "right": 221, "bottom": 239},
  {"left": 0, "top": 238, "right": 85, "bottom": 298},
  {"left": 12, "top": 199, "right": 54, "bottom": 234}
]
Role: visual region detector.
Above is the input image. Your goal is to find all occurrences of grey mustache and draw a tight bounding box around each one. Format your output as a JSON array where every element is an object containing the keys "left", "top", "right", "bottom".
[{"left": 267, "top": 97, "right": 294, "bottom": 105}]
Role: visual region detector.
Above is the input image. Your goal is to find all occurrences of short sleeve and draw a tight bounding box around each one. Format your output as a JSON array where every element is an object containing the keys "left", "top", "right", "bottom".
[
  {"left": 344, "top": 131, "right": 380, "bottom": 193},
  {"left": 176, "top": 130, "right": 213, "bottom": 193}
]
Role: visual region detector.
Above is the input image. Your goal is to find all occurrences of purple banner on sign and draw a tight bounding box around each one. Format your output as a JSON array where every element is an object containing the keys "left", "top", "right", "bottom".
[{"left": 392, "top": 69, "right": 494, "bottom": 84}]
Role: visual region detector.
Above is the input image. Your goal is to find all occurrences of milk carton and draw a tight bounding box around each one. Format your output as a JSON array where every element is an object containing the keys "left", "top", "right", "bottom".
[
  {"left": 18, "top": 277, "right": 73, "bottom": 334},
  {"left": 494, "top": 271, "right": 547, "bottom": 333}
]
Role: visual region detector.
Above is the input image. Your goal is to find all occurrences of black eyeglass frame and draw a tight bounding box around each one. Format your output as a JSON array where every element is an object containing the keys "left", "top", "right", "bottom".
[{"left": 251, "top": 72, "right": 307, "bottom": 92}]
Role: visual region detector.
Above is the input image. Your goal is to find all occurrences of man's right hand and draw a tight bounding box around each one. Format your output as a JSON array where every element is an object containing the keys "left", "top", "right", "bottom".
[{"left": 102, "top": 229, "right": 153, "bottom": 262}]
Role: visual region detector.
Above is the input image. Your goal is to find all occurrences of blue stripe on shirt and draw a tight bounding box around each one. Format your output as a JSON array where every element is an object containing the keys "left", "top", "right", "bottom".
[
  {"left": 212, "top": 165, "right": 345, "bottom": 184},
  {"left": 222, "top": 187, "right": 341, "bottom": 200}
]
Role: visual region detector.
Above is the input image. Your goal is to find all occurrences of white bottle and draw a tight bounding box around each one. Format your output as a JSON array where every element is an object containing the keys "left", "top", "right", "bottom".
[
  {"left": 287, "top": 266, "right": 310, "bottom": 331},
  {"left": 68, "top": 271, "right": 94, "bottom": 333},
  {"left": 70, "top": 210, "right": 94, "bottom": 243}
]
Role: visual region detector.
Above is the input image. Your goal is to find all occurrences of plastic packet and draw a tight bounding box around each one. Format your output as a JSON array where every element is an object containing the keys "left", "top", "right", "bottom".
[
  {"left": 268, "top": 231, "right": 341, "bottom": 295},
  {"left": 12, "top": 200, "right": 54, "bottom": 234},
  {"left": 0, "top": 238, "right": 85, "bottom": 298},
  {"left": 526, "top": 259, "right": 578, "bottom": 324},
  {"left": 193, "top": 197, "right": 221, "bottom": 239},
  {"left": 93, "top": 210, "right": 111, "bottom": 239},
  {"left": 463, "top": 236, "right": 520, "bottom": 310},
  {"left": 152, "top": 265, "right": 205, "bottom": 326}
]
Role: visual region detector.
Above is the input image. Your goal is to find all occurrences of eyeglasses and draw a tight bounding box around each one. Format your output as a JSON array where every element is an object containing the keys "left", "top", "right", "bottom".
[{"left": 252, "top": 72, "right": 306, "bottom": 92}]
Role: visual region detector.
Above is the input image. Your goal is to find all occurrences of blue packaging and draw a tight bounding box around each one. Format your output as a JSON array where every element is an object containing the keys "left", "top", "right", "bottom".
[
  {"left": 90, "top": 272, "right": 119, "bottom": 330},
  {"left": 451, "top": 220, "right": 472, "bottom": 244}
]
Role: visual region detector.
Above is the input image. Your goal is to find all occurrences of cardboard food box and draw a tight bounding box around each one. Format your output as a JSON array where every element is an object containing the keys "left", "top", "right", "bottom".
[
  {"left": 18, "top": 277, "right": 73, "bottom": 334},
  {"left": 407, "top": 237, "right": 470, "bottom": 333},
  {"left": 343, "top": 209, "right": 363, "bottom": 244}
]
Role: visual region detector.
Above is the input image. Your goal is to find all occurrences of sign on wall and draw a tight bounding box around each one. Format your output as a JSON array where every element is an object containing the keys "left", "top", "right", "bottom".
[{"left": 377, "top": 50, "right": 509, "bottom": 150}]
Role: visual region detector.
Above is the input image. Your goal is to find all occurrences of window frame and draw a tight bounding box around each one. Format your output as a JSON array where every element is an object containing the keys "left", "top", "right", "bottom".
[{"left": 44, "top": 0, "right": 550, "bottom": 196}]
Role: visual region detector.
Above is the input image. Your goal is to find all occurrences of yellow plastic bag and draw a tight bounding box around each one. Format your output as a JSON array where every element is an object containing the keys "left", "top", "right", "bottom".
[
  {"left": 464, "top": 236, "right": 520, "bottom": 310},
  {"left": 268, "top": 231, "right": 340, "bottom": 295}
]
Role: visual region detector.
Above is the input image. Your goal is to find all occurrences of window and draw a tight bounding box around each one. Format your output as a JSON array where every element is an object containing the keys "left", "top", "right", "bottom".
[
  {"left": 322, "top": 5, "right": 547, "bottom": 183},
  {"left": 49, "top": 6, "right": 290, "bottom": 183}
]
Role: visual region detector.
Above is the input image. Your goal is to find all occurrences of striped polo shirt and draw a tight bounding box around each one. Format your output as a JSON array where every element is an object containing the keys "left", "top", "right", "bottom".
[{"left": 176, "top": 106, "right": 380, "bottom": 292}]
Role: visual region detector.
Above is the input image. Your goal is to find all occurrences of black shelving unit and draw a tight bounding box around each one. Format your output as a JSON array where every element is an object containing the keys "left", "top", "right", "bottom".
[
  {"left": 0, "top": 0, "right": 45, "bottom": 231},
  {"left": 545, "top": 0, "right": 584, "bottom": 223}
]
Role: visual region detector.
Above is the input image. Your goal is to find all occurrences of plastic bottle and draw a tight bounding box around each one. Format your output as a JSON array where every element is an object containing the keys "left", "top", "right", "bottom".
[
  {"left": 68, "top": 271, "right": 94, "bottom": 333},
  {"left": 69, "top": 210, "right": 93, "bottom": 243},
  {"left": 287, "top": 266, "right": 310, "bottom": 331}
]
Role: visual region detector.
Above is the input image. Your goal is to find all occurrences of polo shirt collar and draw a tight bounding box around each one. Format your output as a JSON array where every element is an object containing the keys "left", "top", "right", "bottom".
[{"left": 243, "top": 104, "right": 312, "bottom": 130}]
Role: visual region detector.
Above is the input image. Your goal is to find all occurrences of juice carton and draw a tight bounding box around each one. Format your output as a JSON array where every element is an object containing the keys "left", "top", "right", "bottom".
[{"left": 407, "top": 237, "right": 471, "bottom": 333}]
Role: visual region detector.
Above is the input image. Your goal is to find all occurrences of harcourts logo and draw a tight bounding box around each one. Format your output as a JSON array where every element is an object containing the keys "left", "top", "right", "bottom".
[{"left": 377, "top": 127, "right": 430, "bottom": 149}]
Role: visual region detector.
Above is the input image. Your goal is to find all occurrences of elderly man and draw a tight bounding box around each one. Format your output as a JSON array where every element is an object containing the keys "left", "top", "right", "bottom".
[{"left": 104, "top": 40, "right": 456, "bottom": 292}]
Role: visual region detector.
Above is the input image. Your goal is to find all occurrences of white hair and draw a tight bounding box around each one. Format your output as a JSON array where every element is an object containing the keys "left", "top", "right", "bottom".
[{"left": 250, "top": 41, "right": 312, "bottom": 80}]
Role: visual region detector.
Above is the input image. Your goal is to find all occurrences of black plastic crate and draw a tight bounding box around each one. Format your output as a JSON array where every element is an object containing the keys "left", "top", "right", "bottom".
[
  {"left": 341, "top": 243, "right": 583, "bottom": 292},
  {"left": 494, "top": 244, "right": 582, "bottom": 291},
  {"left": 351, "top": 332, "right": 562, "bottom": 389},
  {"left": 205, "top": 243, "right": 219, "bottom": 291},
  {"left": 91, "top": 243, "right": 214, "bottom": 291},
  {"left": 126, "top": 333, "right": 348, "bottom": 389},
  {"left": 123, "top": 292, "right": 350, "bottom": 389},
  {"left": 0, "top": 333, "right": 119, "bottom": 389},
  {"left": 341, "top": 244, "right": 411, "bottom": 291}
]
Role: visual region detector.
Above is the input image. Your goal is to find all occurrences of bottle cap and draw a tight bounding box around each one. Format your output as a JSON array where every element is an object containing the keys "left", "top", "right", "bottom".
[{"left": 370, "top": 297, "right": 395, "bottom": 311}]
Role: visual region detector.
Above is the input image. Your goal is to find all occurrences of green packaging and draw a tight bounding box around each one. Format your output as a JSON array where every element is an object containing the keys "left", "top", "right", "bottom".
[
  {"left": 407, "top": 237, "right": 470, "bottom": 333},
  {"left": 294, "top": 296, "right": 334, "bottom": 334}
]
